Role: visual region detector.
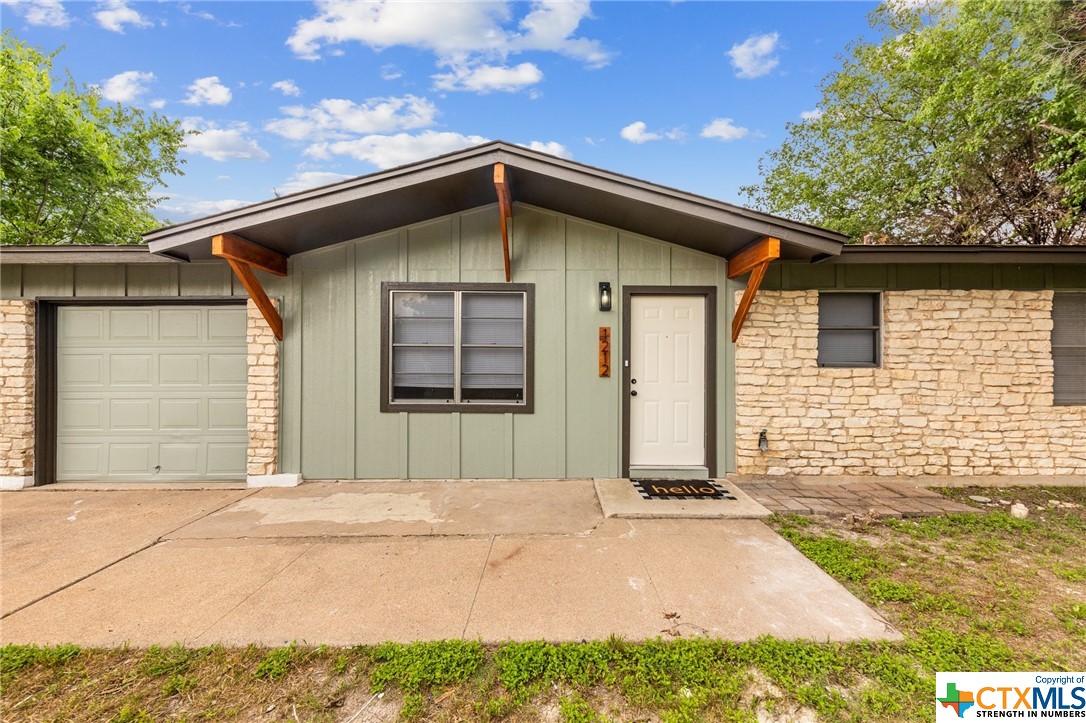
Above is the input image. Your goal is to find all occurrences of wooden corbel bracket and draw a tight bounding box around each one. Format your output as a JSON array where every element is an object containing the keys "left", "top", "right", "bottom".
[
  {"left": 212, "top": 233, "right": 286, "bottom": 342},
  {"left": 494, "top": 163, "right": 513, "bottom": 282},
  {"left": 726, "top": 236, "right": 781, "bottom": 343}
]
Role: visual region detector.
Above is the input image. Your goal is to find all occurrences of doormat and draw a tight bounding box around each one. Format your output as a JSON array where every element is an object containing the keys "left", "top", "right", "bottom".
[{"left": 632, "top": 479, "right": 736, "bottom": 501}]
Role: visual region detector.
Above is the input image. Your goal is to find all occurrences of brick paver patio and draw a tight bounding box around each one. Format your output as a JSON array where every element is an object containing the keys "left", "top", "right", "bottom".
[{"left": 738, "top": 479, "right": 976, "bottom": 517}]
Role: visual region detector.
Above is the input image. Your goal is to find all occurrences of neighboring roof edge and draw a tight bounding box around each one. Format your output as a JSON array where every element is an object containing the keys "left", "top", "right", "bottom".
[
  {"left": 0, "top": 244, "right": 182, "bottom": 264},
  {"left": 143, "top": 141, "right": 849, "bottom": 255},
  {"left": 821, "top": 244, "right": 1086, "bottom": 264}
]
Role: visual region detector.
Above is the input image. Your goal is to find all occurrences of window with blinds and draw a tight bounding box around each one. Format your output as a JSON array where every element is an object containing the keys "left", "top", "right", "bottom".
[
  {"left": 1052, "top": 292, "right": 1086, "bottom": 406},
  {"left": 382, "top": 283, "right": 533, "bottom": 411},
  {"left": 817, "top": 293, "right": 880, "bottom": 367}
]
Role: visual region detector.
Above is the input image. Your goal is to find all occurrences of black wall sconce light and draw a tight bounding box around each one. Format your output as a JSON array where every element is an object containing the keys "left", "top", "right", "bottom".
[
  {"left": 598, "top": 282, "right": 612, "bottom": 312},
  {"left": 758, "top": 429, "right": 769, "bottom": 452}
]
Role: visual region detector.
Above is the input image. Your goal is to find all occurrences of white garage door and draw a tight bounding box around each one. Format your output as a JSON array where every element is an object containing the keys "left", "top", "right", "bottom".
[{"left": 56, "top": 305, "right": 248, "bottom": 481}]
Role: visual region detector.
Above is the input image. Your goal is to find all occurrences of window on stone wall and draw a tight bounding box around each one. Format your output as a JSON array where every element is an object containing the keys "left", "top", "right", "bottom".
[
  {"left": 380, "top": 283, "right": 534, "bottom": 413},
  {"left": 1052, "top": 292, "right": 1086, "bottom": 406},
  {"left": 817, "top": 292, "right": 880, "bottom": 367}
]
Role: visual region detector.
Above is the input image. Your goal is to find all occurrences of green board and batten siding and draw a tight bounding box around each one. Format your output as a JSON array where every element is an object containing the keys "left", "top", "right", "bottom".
[
  {"left": 277, "top": 203, "right": 734, "bottom": 480},
  {"left": 0, "top": 262, "right": 251, "bottom": 298}
]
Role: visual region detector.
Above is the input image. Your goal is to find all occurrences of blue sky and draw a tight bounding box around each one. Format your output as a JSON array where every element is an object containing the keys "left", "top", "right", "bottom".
[{"left": 2, "top": 0, "right": 882, "bottom": 222}]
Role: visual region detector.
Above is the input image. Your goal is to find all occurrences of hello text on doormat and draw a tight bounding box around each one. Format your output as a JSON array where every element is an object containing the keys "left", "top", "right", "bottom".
[{"left": 632, "top": 480, "right": 736, "bottom": 500}]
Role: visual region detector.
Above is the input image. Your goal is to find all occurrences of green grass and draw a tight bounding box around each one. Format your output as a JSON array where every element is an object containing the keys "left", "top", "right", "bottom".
[{"left": 2, "top": 487, "right": 1084, "bottom": 722}]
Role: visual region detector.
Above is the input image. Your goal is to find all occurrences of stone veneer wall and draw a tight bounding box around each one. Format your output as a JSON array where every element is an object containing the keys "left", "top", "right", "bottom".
[
  {"left": 247, "top": 299, "right": 279, "bottom": 476},
  {"left": 735, "top": 289, "right": 1086, "bottom": 476},
  {"left": 0, "top": 300, "right": 35, "bottom": 484}
]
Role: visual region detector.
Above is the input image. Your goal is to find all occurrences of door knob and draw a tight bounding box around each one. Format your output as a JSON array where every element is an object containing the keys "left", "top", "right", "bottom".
[{"left": 630, "top": 390, "right": 637, "bottom": 396}]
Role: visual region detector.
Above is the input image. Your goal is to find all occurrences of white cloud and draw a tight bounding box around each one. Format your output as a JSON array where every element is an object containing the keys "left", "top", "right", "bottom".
[
  {"left": 275, "top": 170, "right": 356, "bottom": 196},
  {"left": 700, "top": 117, "right": 749, "bottom": 141},
  {"left": 180, "top": 3, "right": 215, "bottom": 21},
  {"left": 99, "top": 70, "right": 155, "bottom": 103},
  {"left": 286, "top": 1, "right": 611, "bottom": 74},
  {"left": 265, "top": 95, "right": 438, "bottom": 142},
  {"left": 0, "top": 0, "right": 70, "bottom": 27},
  {"left": 800, "top": 108, "right": 823, "bottom": 121},
  {"left": 94, "top": 0, "right": 152, "bottom": 33},
  {"left": 182, "top": 119, "right": 270, "bottom": 162},
  {"left": 380, "top": 64, "right": 404, "bottom": 81},
  {"left": 272, "top": 79, "right": 301, "bottom": 97},
  {"left": 157, "top": 195, "right": 253, "bottom": 220},
  {"left": 523, "top": 141, "right": 571, "bottom": 159},
  {"left": 727, "top": 32, "right": 780, "bottom": 79},
  {"left": 149, "top": 98, "right": 167, "bottom": 110},
  {"left": 620, "top": 121, "right": 662, "bottom": 144},
  {"left": 183, "top": 76, "right": 233, "bottom": 106},
  {"left": 433, "top": 62, "right": 543, "bottom": 93},
  {"left": 305, "top": 131, "right": 488, "bottom": 169}
]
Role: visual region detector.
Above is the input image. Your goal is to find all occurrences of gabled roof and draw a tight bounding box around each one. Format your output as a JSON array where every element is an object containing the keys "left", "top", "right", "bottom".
[{"left": 144, "top": 141, "right": 847, "bottom": 263}]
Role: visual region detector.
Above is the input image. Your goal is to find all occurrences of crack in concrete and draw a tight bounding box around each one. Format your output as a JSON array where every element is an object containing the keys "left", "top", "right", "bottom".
[
  {"left": 1, "top": 489, "right": 260, "bottom": 620},
  {"left": 461, "top": 536, "right": 496, "bottom": 638}
]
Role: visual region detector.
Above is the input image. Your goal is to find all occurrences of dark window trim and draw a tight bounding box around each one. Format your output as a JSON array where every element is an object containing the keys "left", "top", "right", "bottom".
[
  {"left": 816, "top": 291, "right": 882, "bottom": 368},
  {"left": 1052, "top": 291, "right": 1086, "bottom": 407},
  {"left": 33, "top": 296, "right": 247, "bottom": 487},
  {"left": 621, "top": 286, "right": 718, "bottom": 479},
  {"left": 379, "top": 282, "right": 535, "bottom": 414}
]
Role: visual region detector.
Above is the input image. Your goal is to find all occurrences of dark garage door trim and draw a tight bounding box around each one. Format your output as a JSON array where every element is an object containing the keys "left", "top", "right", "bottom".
[{"left": 34, "top": 297, "right": 247, "bottom": 486}]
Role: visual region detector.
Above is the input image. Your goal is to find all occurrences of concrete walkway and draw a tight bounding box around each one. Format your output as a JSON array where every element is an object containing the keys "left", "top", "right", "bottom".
[{"left": 0, "top": 480, "right": 901, "bottom": 647}]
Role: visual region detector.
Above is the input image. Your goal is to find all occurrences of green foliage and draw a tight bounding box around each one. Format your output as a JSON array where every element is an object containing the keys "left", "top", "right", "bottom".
[
  {"left": 743, "top": 0, "right": 1086, "bottom": 244},
  {"left": 254, "top": 643, "right": 299, "bottom": 681},
  {"left": 0, "top": 644, "right": 80, "bottom": 679},
  {"left": 1053, "top": 565, "right": 1086, "bottom": 582},
  {"left": 139, "top": 643, "right": 209, "bottom": 678},
  {"left": 161, "top": 674, "right": 197, "bottom": 696},
  {"left": 559, "top": 693, "right": 606, "bottom": 723},
  {"left": 0, "top": 31, "right": 185, "bottom": 245},
  {"left": 369, "top": 640, "right": 486, "bottom": 693},
  {"left": 775, "top": 525, "right": 890, "bottom": 581}
]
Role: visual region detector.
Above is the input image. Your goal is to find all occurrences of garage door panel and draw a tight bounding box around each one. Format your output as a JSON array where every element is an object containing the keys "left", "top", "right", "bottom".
[
  {"left": 208, "top": 397, "right": 246, "bottom": 430},
  {"left": 159, "top": 309, "right": 201, "bottom": 340},
  {"left": 160, "top": 399, "right": 201, "bottom": 430},
  {"left": 60, "top": 309, "right": 104, "bottom": 340},
  {"left": 110, "top": 398, "right": 153, "bottom": 430},
  {"left": 109, "top": 309, "right": 153, "bottom": 340},
  {"left": 56, "top": 305, "right": 247, "bottom": 481},
  {"left": 159, "top": 444, "right": 201, "bottom": 474},
  {"left": 208, "top": 308, "right": 246, "bottom": 339},
  {"left": 59, "top": 354, "right": 105, "bottom": 386},
  {"left": 207, "top": 443, "right": 246, "bottom": 475},
  {"left": 109, "top": 354, "right": 153, "bottom": 385},
  {"left": 108, "top": 444, "right": 153, "bottom": 474},
  {"left": 208, "top": 353, "right": 246, "bottom": 385},
  {"left": 57, "top": 443, "right": 104, "bottom": 477},
  {"left": 159, "top": 354, "right": 202, "bottom": 385},
  {"left": 58, "top": 399, "right": 105, "bottom": 431}
]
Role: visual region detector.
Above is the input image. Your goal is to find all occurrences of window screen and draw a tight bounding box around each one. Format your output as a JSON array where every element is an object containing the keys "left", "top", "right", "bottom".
[
  {"left": 386, "top": 285, "right": 530, "bottom": 409},
  {"left": 818, "top": 293, "right": 880, "bottom": 367},
  {"left": 1052, "top": 292, "right": 1086, "bottom": 406}
]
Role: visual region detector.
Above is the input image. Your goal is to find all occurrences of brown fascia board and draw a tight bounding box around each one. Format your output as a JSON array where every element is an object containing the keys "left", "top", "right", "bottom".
[
  {"left": 0, "top": 244, "right": 181, "bottom": 264},
  {"left": 144, "top": 141, "right": 847, "bottom": 260},
  {"left": 824, "top": 244, "right": 1086, "bottom": 264}
]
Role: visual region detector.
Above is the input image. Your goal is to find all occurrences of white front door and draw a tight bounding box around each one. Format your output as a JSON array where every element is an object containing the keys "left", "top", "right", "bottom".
[{"left": 629, "top": 295, "right": 706, "bottom": 467}]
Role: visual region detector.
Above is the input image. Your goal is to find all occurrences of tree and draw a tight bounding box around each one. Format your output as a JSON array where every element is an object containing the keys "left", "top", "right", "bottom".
[
  {"left": 742, "top": 0, "right": 1086, "bottom": 245},
  {"left": 1, "top": 32, "right": 186, "bottom": 245}
]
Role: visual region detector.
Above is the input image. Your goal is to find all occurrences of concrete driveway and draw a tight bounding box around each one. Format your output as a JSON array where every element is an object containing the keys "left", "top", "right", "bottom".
[{"left": 0, "top": 481, "right": 900, "bottom": 646}]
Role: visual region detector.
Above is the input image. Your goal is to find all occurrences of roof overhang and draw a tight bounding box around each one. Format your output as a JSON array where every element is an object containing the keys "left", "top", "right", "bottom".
[
  {"left": 820, "top": 245, "right": 1086, "bottom": 264},
  {"left": 0, "top": 245, "right": 179, "bottom": 264},
  {"left": 144, "top": 141, "right": 847, "bottom": 263}
]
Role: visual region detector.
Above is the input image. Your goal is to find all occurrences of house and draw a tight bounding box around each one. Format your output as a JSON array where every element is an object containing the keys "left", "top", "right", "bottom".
[{"left": 1, "top": 141, "right": 1084, "bottom": 489}]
